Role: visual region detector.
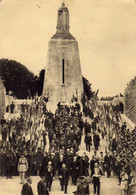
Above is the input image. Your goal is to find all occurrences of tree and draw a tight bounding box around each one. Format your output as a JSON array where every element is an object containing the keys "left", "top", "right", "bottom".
[
  {"left": 38, "top": 69, "right": 45, "bottom": 96},
  {"left": 0, "top": 59, "right": 38, "bottom": 99},
  {"left": 82, "top": 76, "right": 95, "bottom": 100}
]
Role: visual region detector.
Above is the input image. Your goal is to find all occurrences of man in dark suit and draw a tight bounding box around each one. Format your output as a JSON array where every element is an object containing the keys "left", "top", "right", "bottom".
[
  {"left": 84, "top": 133, "right": 92, "bottom": 152},
  {"left": 45, "top": 161, "right": 53, "bottom": 191},
  {"left": 21, "top": 177, "right": 34, "bottom": 195},
  {"left": 10, "top": 102, "right": 15, "bottom": 114},
  {"left": 35, "top": 148, "right": 44, "bottom": 176},
  {"left": 70, "top": 156, "right": 79, "bottom": 185},
  {"left": 59, "top": 163, "right": 69, "bottom": 194},
  {"left": 93, "top": 132, "right": 100, "bottom": 150},
  {"left": 104, "top": 152, "right": 113, "bottom": 178},
  {"left": 37, "top": 176, "right": 49, "bottom": 195}
]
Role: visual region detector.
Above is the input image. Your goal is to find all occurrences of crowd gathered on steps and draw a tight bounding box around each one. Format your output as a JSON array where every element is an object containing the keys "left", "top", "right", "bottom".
[{"left": 0, "top": 96, "right": 136, "bottom": 195}]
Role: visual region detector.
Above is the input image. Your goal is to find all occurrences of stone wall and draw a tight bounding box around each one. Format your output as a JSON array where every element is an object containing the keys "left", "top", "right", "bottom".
[
  {"left": 0, "top": 79, "right": 5, "bottom": 119},
  {"left": 125, "top": 77, "right": 136, "bottom": 124}
]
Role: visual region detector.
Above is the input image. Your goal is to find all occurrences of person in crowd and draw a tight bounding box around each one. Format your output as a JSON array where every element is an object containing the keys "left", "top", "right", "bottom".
[
  {"left": 104, "top": 151, "right": 112, "bottom": 178},
  {"left": 10, "top": 102, "right": 15, "bottom": 114},
  {"left": 70, "top": 156, "right": 79, "bottom": 185},
  {"left": 58, "top": 154, "right": 66, "bottom": 176},
  {"left": 29, "top": 149, "right": 36, "bottom": 176},
  {"left": 120, "top": 168, "right": 129, "bottom": 195},
  {"left": 84, "top": 120, "right": 91, "bottom": 135},
  {"left": 21, "top": 177, "right": 34, "bottom": 195},
  {"left": 37, "top": 175, "right": 49, "bottom": 195},
  {"left": 18, "top": 154, "right": 28, "bottom": 184},
  {"left": 84, "top": 133, "right": 92, "bottom": 152},
  {"left": 59, "top": 163, "right": 69, "bottom": 194},
  {"left": 5, "top": 150, "right": 13, "bottom": 179},
  {"left": 128, "top": 170, "right": 136, "bottom": 195},
  {"left": 76, "top": 176, "right": 90, "bottom": 195},
  {"left": 0, "top": 116, "right": 6, "bottom": 127},
  {"left": 6, "top": 105, "right": 10, "bottom": 112},
  {"left": 99, "top": 152, "right": 105, "bottom": 176},
  {"left": 93, "top": 132, "right": 100, "bottom": 151},
  {"left": 34, "top": 147, "right": 44, "bottom": 176},
  {"left": 0, "top": 148, "right": 6, "bottom": 177},
  {"left": 90, "top": 153, "right": 99, "bottom": 177},
  {"left": 92, "top": 163, "right": 102, "bottom": 195},
  {"left": 79, "top": 154, "right": 89, "bottom": 177},
  {"left": 45, "top": 161, "right": 53, "bottom": 191}
]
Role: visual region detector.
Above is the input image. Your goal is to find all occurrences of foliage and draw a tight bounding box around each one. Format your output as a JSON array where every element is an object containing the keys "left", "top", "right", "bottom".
[
  {"left": 38, "top": 69, "right": 45, "bottom": 96},
  {"left": 0, "top": 59, "right": 38, "bottom": 99},
  {"left": 82, "top": 76, "right": 95, "bottom": 100}
]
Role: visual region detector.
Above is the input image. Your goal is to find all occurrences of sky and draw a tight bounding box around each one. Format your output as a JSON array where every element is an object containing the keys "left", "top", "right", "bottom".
[{"left": 0, "top": 0, "right": 136, "bottom": 97}]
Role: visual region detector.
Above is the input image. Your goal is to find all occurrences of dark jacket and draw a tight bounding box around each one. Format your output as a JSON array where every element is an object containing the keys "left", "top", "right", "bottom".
[
  {"left": 104, "top": 155, "right": 112, "bottom": 169},
  {"left": 37, "top": 180, "right": 49, "bottom": 195},
  {"left": 59, "top": 168, "right": 69, "bottom": 186},
  {"left": 77, "top": 182, "right": 89, "bottom": 195},
  {"left": 84, "top": 135, "right": 92, "bottom": 145},
  {"left": 93, "top": 134, "right": 100, "bottom": 146},
  {"left": 21, "top": 183, "right": 34, "bottom": 195},
  {"left": 70, "top": 160, "right": 79, "bottom": 177}
]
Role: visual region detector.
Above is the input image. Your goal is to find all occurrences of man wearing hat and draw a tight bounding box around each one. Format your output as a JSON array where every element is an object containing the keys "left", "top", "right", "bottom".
[
  {"left": 37, "top": 176, "right": 49, "bottom": 195},
  {"left": 76, "top": 176, "right": 90, "bottom": 195},
  {"left": 21, "top": 177, "right": 34, "bottom": 195}
]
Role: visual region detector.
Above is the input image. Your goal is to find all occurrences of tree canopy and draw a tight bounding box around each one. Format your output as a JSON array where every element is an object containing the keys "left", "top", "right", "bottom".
[
  {"left": 82, "top": 76, "right": 95, "bottom": 100},
  {"left": 0, "top": 59, "right": 38, "bottom": 99},
  {"left": 38, "top": 69, "right": 45, "bottom": 96}
]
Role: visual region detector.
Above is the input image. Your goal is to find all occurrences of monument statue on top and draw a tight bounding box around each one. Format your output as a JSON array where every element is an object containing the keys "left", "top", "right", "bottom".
[
  {"left": 57, "top": 2, "right": 69, "bottom": 33},
  {"left": 52, "top": 2, "right": 74, "bottom": 39}
]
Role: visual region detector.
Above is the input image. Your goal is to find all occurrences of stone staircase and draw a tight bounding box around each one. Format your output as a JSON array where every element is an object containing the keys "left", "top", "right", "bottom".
[{"left": 0, "top": 117, "right": 121, "bottom": 195}]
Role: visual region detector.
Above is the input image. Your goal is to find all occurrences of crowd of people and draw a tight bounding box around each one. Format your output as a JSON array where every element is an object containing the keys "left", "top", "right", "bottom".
[{"left": 0, "top": 95, "right": 136, "bottom": 195}]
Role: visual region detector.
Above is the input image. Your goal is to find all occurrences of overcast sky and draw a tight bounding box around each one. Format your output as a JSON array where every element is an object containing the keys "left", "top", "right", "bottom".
[{"left": 0, "top": 0, "right": 136, "bottom": 97}]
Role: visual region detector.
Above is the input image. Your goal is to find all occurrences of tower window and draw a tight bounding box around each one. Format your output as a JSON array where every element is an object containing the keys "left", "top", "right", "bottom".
[{"left": 62, "top": 59, "right": 65, "bottom": 84}]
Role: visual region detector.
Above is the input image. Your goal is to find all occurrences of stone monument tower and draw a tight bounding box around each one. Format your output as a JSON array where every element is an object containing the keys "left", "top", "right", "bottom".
[{"left": 43, "top": 3, "right": 83, "bottom": 111}]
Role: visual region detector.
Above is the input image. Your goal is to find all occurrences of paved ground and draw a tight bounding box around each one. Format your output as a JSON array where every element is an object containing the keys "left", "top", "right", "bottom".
[
  {"left": 0, "top": 118, "right": 121, "bottom": 195},
  {"left": 0, "top": 175, "right": 121, "bottom": 195}
]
